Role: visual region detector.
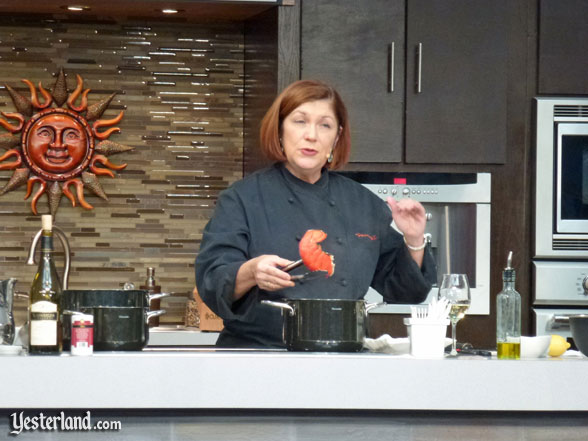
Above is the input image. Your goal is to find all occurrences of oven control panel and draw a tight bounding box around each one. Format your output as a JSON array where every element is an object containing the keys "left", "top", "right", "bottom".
[
  {"left": 363, "top": 185, "right": 440, "bottom": 201},
  {"left": 362, "top": 175, "right": 491, "bottom": 204},
  {"left": 533, "top": 261, "right": 588, "bottom": 305}
]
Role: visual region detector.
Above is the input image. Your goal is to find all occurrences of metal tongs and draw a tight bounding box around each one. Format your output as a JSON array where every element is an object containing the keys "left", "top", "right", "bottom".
[
  {"left": 282, "top": 259, "right": 327, "bottom": 282},
  {"left": 282, "top": 259, "right": 303, "bottom": 273}
]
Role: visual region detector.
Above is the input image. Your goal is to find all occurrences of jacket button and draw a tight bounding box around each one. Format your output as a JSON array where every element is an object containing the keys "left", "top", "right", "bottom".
[
  {"left": 288, "top": 197, "right": 294, "bottom": 203},
  {"left": 296, "top": 235, "right": 301, "bottom": 241},
  {"left": 341, "top": 279, "right": 348, "bottom": 287},
  {"left": 336, "top": 237, "right": 343, "bottom": 245},
  {"left": 329, "top": 200, "right": 336, "bottom": 206}
]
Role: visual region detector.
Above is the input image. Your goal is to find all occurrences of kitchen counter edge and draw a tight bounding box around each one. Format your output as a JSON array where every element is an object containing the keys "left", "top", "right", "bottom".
[{"left": 2, "top": 351, "right": 587, "bottom": 411}]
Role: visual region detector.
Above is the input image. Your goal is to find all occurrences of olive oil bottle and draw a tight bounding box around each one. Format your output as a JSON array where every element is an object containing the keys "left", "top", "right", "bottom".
[
  {"left": 496, "top": 251, "right": 521, "bottom": 359},
  {"left": 29, "top": 215, "right": 62, "bottom": 355}
]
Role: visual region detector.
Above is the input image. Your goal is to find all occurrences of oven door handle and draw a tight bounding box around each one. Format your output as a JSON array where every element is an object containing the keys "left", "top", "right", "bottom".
[{"left": 547, "top": 315, "right": 571, "bottom": 331}]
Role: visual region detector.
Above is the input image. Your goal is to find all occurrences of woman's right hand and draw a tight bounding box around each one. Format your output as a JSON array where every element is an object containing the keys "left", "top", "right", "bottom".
[
  {"left": 234, "top": 255, "right": 296, "bottom": 299},
  {"left": 252, "top": 255, "right": 297, "bottom": 291}
]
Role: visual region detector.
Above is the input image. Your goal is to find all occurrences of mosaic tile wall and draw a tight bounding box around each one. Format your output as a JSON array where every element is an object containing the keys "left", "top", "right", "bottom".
[{"left": 0, "top": 16, "right": 245, "bottom": 324}]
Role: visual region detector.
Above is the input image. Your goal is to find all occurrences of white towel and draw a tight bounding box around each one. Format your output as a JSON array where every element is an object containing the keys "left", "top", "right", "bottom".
[{"left": 363, "top": 334, "right": 410, "bottom": 354}]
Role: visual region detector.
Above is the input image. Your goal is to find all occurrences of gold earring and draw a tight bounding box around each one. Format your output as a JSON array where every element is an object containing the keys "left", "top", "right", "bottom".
[{"left": 327, "top": 151, "right": 333, "bottom": 163}]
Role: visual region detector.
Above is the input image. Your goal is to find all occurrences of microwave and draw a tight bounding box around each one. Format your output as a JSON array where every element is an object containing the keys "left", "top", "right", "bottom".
[{"left": 535, "top": 97, "right": 588, "bottom": 258}]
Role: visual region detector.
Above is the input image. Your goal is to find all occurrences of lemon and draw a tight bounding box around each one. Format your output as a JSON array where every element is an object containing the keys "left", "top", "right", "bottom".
[{"left": 548, "top": 334, "right": 571, "bottom": 357}]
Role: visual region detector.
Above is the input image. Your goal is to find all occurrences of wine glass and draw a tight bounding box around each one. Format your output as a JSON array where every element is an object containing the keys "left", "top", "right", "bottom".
[{"left": 438, "top": 273, "right": 471, "bottom": 356}]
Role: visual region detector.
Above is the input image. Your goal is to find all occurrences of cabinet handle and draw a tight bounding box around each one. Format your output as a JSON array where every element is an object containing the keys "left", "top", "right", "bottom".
[
  {"left": 389, "top": 42, "right": 395, "bottom": 93},
  {"left": 416, "top": 43, "right": 423, "bottom": 93}
]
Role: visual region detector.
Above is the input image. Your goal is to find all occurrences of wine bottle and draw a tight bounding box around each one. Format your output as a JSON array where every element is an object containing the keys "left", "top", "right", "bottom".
[{"left": 29, "top": 215, "right": 62, "bottom": 355}]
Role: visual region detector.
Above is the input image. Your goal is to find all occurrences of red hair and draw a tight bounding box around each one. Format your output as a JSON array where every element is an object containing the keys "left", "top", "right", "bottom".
[{"left": 259, "top": 80, "right": 351, "bottom": 170}]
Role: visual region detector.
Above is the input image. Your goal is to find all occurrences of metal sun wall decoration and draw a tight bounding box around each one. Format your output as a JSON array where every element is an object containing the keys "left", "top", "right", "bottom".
[{"left": 0, "top": 68, "right": 133, "bottom": 217}]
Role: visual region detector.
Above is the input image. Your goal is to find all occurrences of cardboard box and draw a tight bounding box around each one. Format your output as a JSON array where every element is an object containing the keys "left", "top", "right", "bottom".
[{"left": 192, "top": 287, "right": 224, "bottom": 332}]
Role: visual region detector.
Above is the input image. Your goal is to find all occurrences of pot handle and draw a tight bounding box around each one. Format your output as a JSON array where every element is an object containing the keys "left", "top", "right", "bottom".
[
  {"left": 62, "top": 309, "right": 84, "bottom": 316},
  {"left": 260, "top": 300, "right": 295, "bottom": 316},
  {"left": 149, "top": 292, "right": 170, "bottom": 303},
  {"left": 145, "top": 309, "right": 166, "bottom": 324},
  {"left": 365, "top": 302, "right": 386, "bottom": 313}
]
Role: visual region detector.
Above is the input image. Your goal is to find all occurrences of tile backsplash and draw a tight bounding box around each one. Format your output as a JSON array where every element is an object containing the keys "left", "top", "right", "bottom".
[{"left": 0, "top": 15, "right": 244, "bottom": 324}]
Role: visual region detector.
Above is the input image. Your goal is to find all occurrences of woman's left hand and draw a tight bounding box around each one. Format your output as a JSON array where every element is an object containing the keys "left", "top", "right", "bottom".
[{"left": 386, "top": 197, "right": 426, "bottom": 246}]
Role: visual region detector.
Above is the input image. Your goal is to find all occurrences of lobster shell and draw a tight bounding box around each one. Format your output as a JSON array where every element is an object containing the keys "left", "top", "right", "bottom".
[{"left": 298, "top": 229, "right": 335, "bottom": 276}]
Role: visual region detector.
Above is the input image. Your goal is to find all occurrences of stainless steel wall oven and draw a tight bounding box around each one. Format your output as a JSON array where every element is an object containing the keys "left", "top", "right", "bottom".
[
  {"left": 534, "top": 97, "right": 588, "bottom": 338},
  {"left": 339, "top": 172, "right": 491, "bottom": 316}
]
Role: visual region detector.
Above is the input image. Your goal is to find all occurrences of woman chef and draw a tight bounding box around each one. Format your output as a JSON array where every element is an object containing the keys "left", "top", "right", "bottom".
[{"left": 195, "top": 80, "right": 437, "bottom": 348}]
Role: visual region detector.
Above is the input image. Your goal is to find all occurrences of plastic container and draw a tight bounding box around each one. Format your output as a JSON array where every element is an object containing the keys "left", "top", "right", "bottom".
[{"left": 405, "top": 318, "right": 449, "bottom": 358}]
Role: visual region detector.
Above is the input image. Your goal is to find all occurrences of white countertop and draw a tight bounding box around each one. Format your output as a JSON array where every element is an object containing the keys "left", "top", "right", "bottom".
[{"left": 2, "top": 350, "right": 588, "bottom": 411}]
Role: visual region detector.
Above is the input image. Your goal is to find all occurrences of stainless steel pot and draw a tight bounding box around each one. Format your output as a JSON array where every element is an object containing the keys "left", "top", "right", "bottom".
[
  {"left": 73, "top": 306, "right": 165, "bottom": 351},
  {"left": 61, "top": 289, "right": 169, "bottom": 351},
  {"left": 261, "top": 299, "right": 382, "bottom": 352}
]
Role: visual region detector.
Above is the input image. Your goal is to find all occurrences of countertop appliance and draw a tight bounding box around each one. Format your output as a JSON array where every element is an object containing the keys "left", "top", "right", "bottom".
[
  {"left": 339, "top": 172, "right": 491, "bottom": 315},
  {"left": 534, "top": 97, "right": 588, "bottom": 337},
  {"left": 535, "top": 97, "right": 588, "bottom": 257}
]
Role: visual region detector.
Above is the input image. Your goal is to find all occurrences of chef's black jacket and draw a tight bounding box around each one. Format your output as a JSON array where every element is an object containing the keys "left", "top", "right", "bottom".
[{"left": 195, "top": 163, "right": 437, "bottom": 348}]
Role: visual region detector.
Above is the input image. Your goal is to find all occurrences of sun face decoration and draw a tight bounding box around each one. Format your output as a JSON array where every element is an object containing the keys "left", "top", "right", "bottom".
[{"left": 0, "top": 68, "right": 133, "bottom": 216}]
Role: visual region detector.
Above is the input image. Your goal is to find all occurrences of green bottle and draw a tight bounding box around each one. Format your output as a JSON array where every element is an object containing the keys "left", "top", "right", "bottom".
[
  {"left": 496, "top": 251, "right": 521, "bottom": 359},
  {"left": 29, "top": 215, "right": 62, "bottom": 355}
]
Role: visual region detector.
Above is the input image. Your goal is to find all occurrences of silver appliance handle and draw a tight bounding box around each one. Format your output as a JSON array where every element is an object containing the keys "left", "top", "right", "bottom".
[
  {"left": 444, "top": 205, "right": 451, "bottom": 273},
  {"left": 547, "top": 315, "right": 570, "bottom": 331},
  {"left": 416, "top": 43, "right": 423, "bottom": 93},
  {"left": 389, "top": 42, "right": 395, "bottom": 93}
]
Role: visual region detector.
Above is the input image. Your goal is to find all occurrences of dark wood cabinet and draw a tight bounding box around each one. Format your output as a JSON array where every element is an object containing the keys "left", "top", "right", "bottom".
[
  {"left": 301, "top": 0, "right": 405, "bottom": 163},
  {"left": 301, "top": 0, "right": 508, "bottom": 165},
  {"left": 405, "top": 0, "right": 507, "bottom": 164},
  {"left": 538, "top": 0, "right": 588, "bottom": 95}
]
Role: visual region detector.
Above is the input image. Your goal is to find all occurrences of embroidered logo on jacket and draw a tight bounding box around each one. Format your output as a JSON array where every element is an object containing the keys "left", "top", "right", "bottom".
[{"left": 355, "top": 233, "right": 377, "bottom": 241}]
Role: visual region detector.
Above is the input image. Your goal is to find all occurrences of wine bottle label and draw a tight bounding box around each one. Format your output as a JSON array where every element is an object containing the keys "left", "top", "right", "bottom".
[{"left": 30, "top": 301, "right": 58, "bottom": 346}]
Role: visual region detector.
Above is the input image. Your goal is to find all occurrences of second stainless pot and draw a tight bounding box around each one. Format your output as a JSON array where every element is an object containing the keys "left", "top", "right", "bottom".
[
  {"left": 261, "top": 298, "right": 381, "bottom": 352},
  {"left": 77, "top": 306, "right": 165, "bottom": 351},
  {"left": 61, "top": 289, "right": 168, "bottom": 351}
]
